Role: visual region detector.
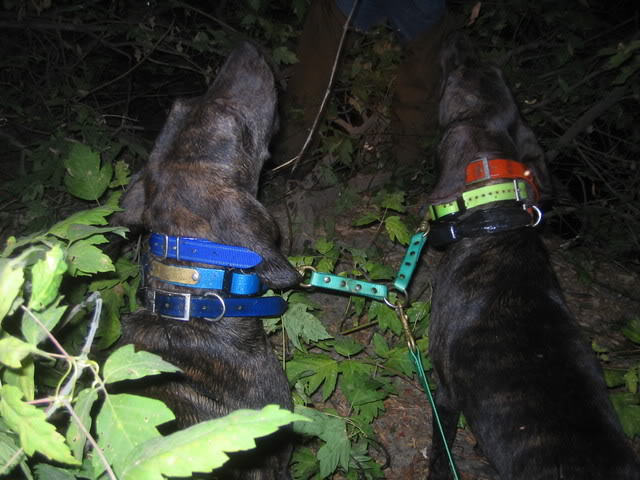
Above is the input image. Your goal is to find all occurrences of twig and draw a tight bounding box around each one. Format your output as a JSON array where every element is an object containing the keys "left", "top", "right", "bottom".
[
  {"left": 4, "top": 294, "right": 107, "bottom": 477},
  {"left": 172, "top": 1, "right": 239, "bottom": 35},
  {"left": 270, "top": 0, "right": 360, "bottom": 175},
  {"left": 79, "top": 19, "right": 175, "bottom": 100},
  {"left": 546, "top": 86, "right": 626, "bottom": 162},
  {"left": 20, "top": 305, "right": 71, "bottom": 359},
  {"left": 0, "top": 18, "right": 109, "bottom": 32},
  {"left": 576, "top": 147, "right": 640, "bottom": 216},
  {"left": 332, "top": 111, "right": 378, "bottom": 136},
  {"left": 64, "top": 399, "right": 117, "bottom": 480}
]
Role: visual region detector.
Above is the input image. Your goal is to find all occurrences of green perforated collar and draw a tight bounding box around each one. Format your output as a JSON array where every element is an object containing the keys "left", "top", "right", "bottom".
[{"left": 428, "top": 179, "right": 530, "bottom": 221}]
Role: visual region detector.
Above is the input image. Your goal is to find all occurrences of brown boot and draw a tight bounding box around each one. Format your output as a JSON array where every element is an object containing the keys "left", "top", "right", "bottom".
[
  {"left": 271, "top": 0, "right": 348, "bottom": 174},
  {"left": 390, "top": 11, "right": 457, "bottom": 176}
]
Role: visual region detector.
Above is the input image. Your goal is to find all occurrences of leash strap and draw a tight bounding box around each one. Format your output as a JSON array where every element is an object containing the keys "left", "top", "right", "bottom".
[
  {"left": 149, "top": 233, "right": 262, "bottom": 268},
  {"left": 302, "top": 270, "right": 388, "bottom": 301},
  {"left": 407, "top": 346, "right": 460, "bottom": 480},
  {"left": 148, "top": 260, "right": 261, "bottom": 295},
  {"left": 393, "top": 233, "right": 428, "bottom": 293},
  {"left": 428, "top": 179, "right": 529, "bottom": 220},
  {"left": 150, "top": 290, "right": 287, "bottom": 321}
]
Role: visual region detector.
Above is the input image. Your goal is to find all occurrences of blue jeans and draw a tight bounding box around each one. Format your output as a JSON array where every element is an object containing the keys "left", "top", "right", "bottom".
[{"left": 335, "top": 0, "right": 446, "bottom": 43}]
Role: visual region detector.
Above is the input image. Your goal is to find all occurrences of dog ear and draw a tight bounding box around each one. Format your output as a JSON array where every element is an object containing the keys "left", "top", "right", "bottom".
[
  {"left": 439, "top": 32, "right": 474, "bottom": 78},
  {"left": 111, "top": 173, "right": 146, "bottom": 229},
  {"left": 204, "top": 42, "right": 277, "bottom": 158},
  {"left": 256, "top": 249, "right": 301, "bottom": 290}
]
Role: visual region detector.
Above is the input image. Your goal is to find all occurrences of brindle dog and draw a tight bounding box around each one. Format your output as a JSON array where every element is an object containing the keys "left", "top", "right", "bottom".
[
  {"left": 426, "top": 34, "right": 640, "bottom": 479},
  {"left": 112, "top": 42, "right": 301, "bottom": 479}
]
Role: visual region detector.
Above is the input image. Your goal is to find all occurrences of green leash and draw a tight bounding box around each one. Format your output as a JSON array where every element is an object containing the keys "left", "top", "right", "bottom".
[{"left": 299, "top": 225, "right": 460, "bottom": 479}]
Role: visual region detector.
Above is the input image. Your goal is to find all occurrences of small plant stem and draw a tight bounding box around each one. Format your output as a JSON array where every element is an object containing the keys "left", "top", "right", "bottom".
[
  {"left": 270, "top": 0, "right": 360, "bottom": 174},
  {"left": 339, "top": 321, "right": 378, "bottom": 336},
  {"left": 26, "top": 397, "right": 55, "bottom": 405},
  {"left": 63, "top": 399, "right": 117, "bottom": 480},
  {"left": 20, "top": 305, "right": 71, "bottom": 359}
]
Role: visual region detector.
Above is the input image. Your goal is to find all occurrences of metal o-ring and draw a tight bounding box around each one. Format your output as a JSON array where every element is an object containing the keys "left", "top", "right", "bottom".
[{"left": 202, "top": 292, "right": 226, "bottom": 322}]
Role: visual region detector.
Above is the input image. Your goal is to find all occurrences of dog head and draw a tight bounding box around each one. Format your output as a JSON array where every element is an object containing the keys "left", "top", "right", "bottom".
[
  {"left": 113, "top": 41, "right": 300, "bottom": 289},
  {"left": 427, "top": 33, "right": 551, "bottom": 204}
]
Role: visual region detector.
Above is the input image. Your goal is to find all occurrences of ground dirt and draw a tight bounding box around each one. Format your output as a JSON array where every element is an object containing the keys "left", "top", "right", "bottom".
[{"left": 265, "top": 168, "right": 640, "bottom": 479}]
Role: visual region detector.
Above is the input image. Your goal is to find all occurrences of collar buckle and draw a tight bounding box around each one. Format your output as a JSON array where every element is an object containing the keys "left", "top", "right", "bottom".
[
  {"left": 150, "top": 289, "right": 191, "bottom": 321},
  {"left": 467, "top": 157, "right": 491, "bottom": 184}
]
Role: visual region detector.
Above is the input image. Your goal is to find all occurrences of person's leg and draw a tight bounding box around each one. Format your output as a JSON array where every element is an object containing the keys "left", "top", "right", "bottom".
[
  {"left": 272, "top": 0, "right": 388, "bottom": 174},
  {"left": 389, "top": 2, "right": 456, "bottom": 176},
  {"left": 271, "top": 0, "right": 347, "bottom": 171}
]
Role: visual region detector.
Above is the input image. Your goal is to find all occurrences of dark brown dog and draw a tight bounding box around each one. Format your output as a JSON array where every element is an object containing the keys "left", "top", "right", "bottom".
[
  {"left": 426, "top": 34, "right": 639, "bottom": 479},
  {"left": 112, "top": 42, "right": 301, "bottom": 479}
]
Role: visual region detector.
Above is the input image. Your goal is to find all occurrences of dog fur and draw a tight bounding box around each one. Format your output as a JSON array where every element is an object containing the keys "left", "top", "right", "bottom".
[
  {"left": 426, "top": 34, "right": 640, "bottom": 479},
  {"left": 112, "top": 42, "right": 300, "bottom": 479}
]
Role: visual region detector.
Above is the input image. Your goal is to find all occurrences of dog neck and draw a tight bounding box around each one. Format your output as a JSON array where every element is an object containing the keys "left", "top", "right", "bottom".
[
  {"left": 143, "top": 234, "right": 287, "bottom": 322},
  {"left": 427, "top": 157, "right": 542, "bottom": 248}
]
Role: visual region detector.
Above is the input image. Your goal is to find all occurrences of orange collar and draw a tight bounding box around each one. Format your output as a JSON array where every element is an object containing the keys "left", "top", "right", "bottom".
[{"left": 466, "top": 157, "right": 539, "bottom": 200}]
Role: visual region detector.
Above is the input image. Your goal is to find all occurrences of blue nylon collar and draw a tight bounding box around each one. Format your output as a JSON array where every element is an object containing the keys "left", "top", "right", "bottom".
[
  {"left": 149, "top": 233, "right": 262, "bottom": 268},
  {"left": 149, "top": 290, "right": 287, "bottom": 321},
  {"left": 146, "top": 260, "right": 262, "bottom": 296}
]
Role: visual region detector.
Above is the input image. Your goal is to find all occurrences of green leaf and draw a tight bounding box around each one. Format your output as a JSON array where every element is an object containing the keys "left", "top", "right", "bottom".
[
  {"left": 294, "top": 406, "right": 350, "bottom": 477},
  {"left": 66, "top": 237, "right": 114, "bottom": 276},
  {"left": 384, "top": 345, "right": 414, "bottom": 376},
  {"left": 66, "top": 224, "right": 127, "bottom": 244},
  {"left": 103, "top": 345, "right": 181, "bottom": 384},
  {"left": 34, "top": 463, "right": 77, "bottom": 480},
  {"left": 604, "top": 368, "right": 627, "bottom": 388},
  {"left": 89, "top": 256, "right": 139, "bottom": 291},
  {"left": 610, "top": 392, "right": 640, "bottom": 438},
  {"left": 357, "top": 399, "right": 386, "bottom": 424},
  {"left": 64, "top": 143, "right": 113, "bottom": 201},
  {"left": 0, "top": 258, "right": 25, "bottom": 322},
  {"left": 406, "top": 301, "right": 430, "bottom": 324},
  {"left": 353, "top": 211, "right": 380, "bottom": 227},
  {"left": 314, "top": 238, "right": 335, "bottom": 255},
  {"left": 95, "top": 287, "right": 123, "bottom": 350},
  {"left": 351, "top": 295, "right": 365, "bottom": 316},
  {"left": 2, "top": 358, "right": 35, "bottom": 402},
  {"left": 48, "top": 203, "right": 119, "bottom": 239},
  {"left": 0, "top": 432, "right": 29, "bottom": 478},
  {"left": 287, "top": 353, "right": 339, "bottom": 401},
  {"left": 94, "top": 393, "right": 175, "bottom": 476},
  {"left": 384, "top": 216, "right": 411, "bottom": 245},
  {"left": 66, "top": 388, "right": 98, "bottom": 461},
  {"left": 282, "top": 303, "right": 332, "bottom": 351},
  {"left": 119, "top": 405, "right": 306, "bottom": 480},
  {"left": 28, "top": 245, "right": 67, "bottom": 311},
  {"left": 364, "top": 261, "right": 395, "bottom": 280},
  {"left": 372, "top": 333, "right": 390, "bottom": 357},
  {"left": 0, "top": 385, "right": 79, "bottom": 465},
  {"left": 333, "top": 336, "right": 364, "bottom": 357},
  {"left": 0, "top": 337, "right": 39, "bottom": 368},
  {"left": 272, "top": 46, "right": 298, "bottom": 65},
  {"left": 340, "top": 372, "right": 386, "bottom": 408},
  {"left": 622, "top": 318, "right": 640, "bottom": 344},
  {"left": 109, "top": 160, "right": 132, "bottom": 188},
  {"left": 625, "top": 368, "right": 639, "bottom": 394},
  {"left": 291, "top": 446, "right": 319, "bottom": 480},
  {"left": 368, "top": 301, "right": 401, "bottom": 335},
  {"left": 381, "top": 192, "right": 406, "bottom": 213},
  {"left": 22, "top": 299, "right": 67, "bottom": 346}
]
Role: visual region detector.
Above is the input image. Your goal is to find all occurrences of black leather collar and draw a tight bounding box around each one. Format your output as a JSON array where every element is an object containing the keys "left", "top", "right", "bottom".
[{"left": 429, "top": 204, "right": 534, "bottom": 249}]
